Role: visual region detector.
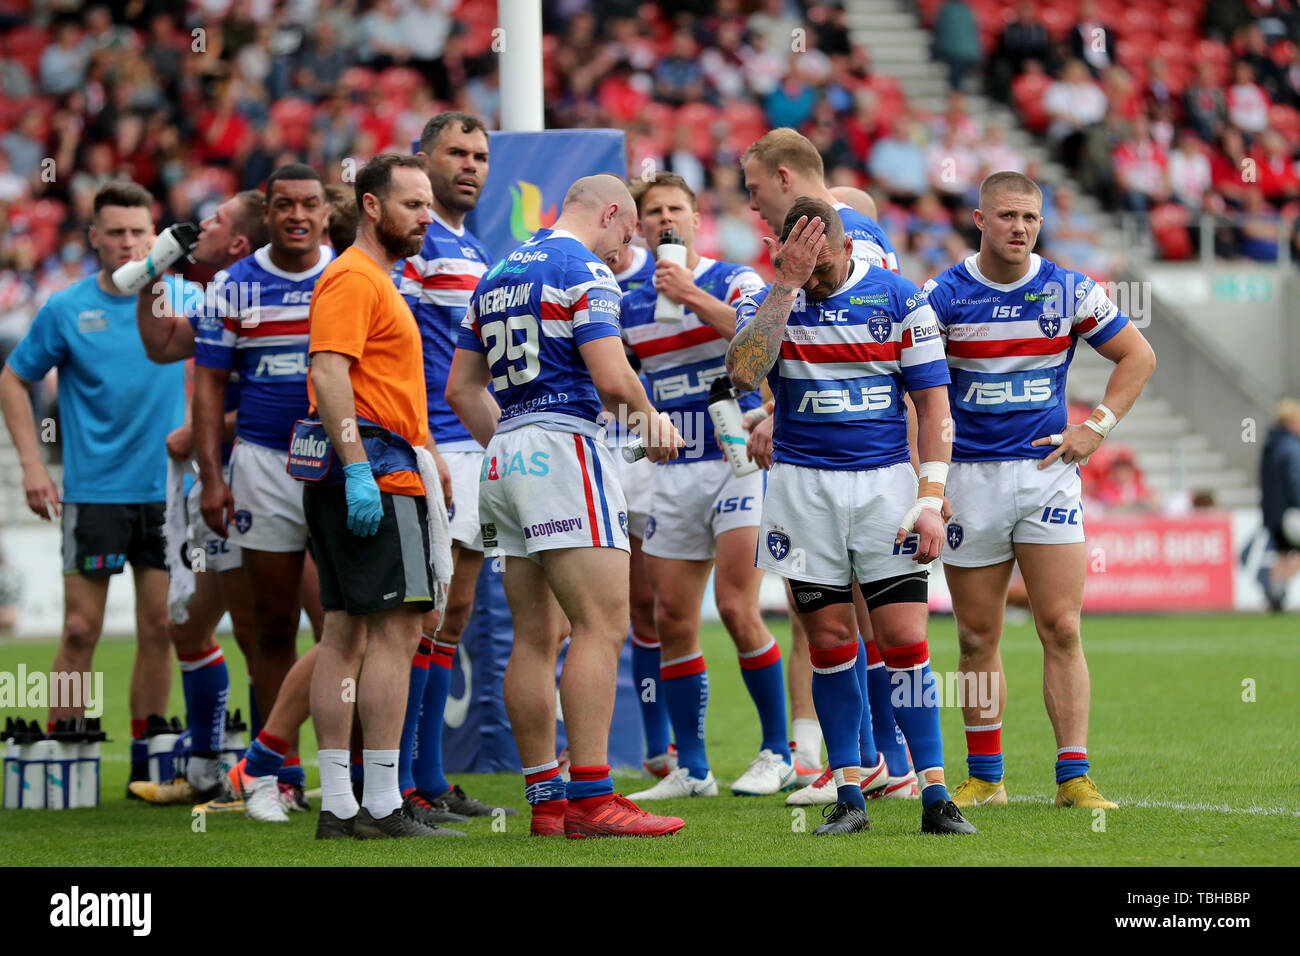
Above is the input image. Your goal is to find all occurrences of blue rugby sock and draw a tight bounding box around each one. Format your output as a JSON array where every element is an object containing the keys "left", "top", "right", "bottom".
[
  {"left": 178, "top": 646, "right": 229, "bottom": 756},
  {"left": 738, "top": 637, "right": 790, "bottom": 758},
  {"left": 399, "top": 637, "right": 433, "bottom": 794},
  {"left": 632, "top": 633, "right": 672, "bottom": 758},
  {"left": 809, "top": 642, "right": 865, "bottom": 809},
  {"left": 880, "top": 640, "right": 949, "bottom": 808},
  {"left": 661, "top": 652, "right": 709, "bottom": 778}
]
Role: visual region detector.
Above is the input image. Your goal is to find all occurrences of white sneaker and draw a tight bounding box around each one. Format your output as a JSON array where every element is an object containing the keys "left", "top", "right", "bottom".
[
  {"left": 244, "top": 773, "right": 290, "bottom": 822},
  {"left": 626, "top": 766, "right": 717, "bottom": 800},
  {"left": 859, "top": 753, "right": 889, "bottom": 797},
  {"left": 877, "top": 769, "right": 920, "bottom": 800},
  {"left": 790, "top": 742, "right": 824, "bottom": 786},
  {"left": 786, "top": 767, "right": 836, "bottom": 805},
  {"left": 730, "top": 749, "right": 797, "bottom": 795}
]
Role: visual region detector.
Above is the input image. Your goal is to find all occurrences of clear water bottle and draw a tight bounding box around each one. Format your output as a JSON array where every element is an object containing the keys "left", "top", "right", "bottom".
[
  {"left": 110, "top": 222, "right": 201, "bottom": 295},
  {"left": 708, "top": 376, "right": 758, "bottom": 477}
]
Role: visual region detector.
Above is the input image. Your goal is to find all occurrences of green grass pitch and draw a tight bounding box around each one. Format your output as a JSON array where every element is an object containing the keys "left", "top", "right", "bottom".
[{"left": 1, "top": 613, "right": 1296, "bottom": 866}]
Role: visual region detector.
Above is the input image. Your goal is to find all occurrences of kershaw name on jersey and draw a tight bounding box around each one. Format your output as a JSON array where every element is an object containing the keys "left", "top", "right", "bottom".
[
  {"left": 736, "top": 258, "right": 949, "bottom": 470},
  {"left": 834, "top": 202, "right": 900, "bottom": 273},
  {"left": 622, "top": 257, "right": 765, "bottom": 463},
  {"left": 396, "top": 212, "right": 490, "bottom": 451},
  {"left": 194, "top": 244, "right": 334, "bottom": 452},
  {"left": 457, "top": 229, "right": 622, "bottom": 437},
  {"left": 923, "top": 253, "right": 1129, "bottom": 461}
]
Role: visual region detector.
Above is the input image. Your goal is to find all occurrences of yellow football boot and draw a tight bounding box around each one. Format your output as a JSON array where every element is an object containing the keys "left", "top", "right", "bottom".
[
  {"left": 1055, "top": 774, "right": 1118, "bottom": 809},
  {"left": 951, "top": 776, "right": 1008, "bottom": 807},
  {"left": 128, "top": 778, "right": 200, "bottom": 804}
]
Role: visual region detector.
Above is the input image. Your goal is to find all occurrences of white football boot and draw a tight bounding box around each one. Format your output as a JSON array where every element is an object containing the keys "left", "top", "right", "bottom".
[
  {"left": 626, "top": 766, "right": 718, "bottom": 800},
  {"left": 730, "top": 749, "right": 797, "bottom": 796}
]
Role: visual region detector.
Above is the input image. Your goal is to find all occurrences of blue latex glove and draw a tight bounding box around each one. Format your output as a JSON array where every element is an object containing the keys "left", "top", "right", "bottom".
[{"left": 343, "top": 462, "right": 383, "bottom": 536}]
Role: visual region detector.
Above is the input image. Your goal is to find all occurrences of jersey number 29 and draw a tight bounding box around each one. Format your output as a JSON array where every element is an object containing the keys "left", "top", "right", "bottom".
[{"left": 482, "top": 314, "right": 541, "bottom": 390}]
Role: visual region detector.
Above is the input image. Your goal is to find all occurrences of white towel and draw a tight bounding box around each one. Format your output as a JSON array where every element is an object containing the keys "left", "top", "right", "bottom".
[
  {"left": 163, "top": 458, "right": 194, "bottom": 624},
  {"left": 414, "top": 446, "right": 454, "bottom": 613}
]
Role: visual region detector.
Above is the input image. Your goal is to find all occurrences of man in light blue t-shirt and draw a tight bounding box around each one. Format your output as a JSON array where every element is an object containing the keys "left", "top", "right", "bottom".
[{"left": 0, "top": 181, "right": 185, "bottom": 789}]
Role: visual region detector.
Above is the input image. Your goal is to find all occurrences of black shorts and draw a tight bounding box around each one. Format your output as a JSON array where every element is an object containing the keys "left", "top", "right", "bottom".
[
  {"left": 303, "top": 484, "right": 435, "bottom": 616},
  {"left": 61, "top": 502, "right": 167, "bottom": 577}
]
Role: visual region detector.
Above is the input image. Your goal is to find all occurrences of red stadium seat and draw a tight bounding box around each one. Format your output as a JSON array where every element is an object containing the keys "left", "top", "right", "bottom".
[
  {"left": 1269, "top": 104, "right": 1300, "bottom": 146},
  {"left": 2, "top": 26, "right": 48, "bottom": 75},
  {"left": 268, "top": 97, "right": 315, "bottom": 152},
  {"left": 339, "top": 66, "right": 376, "bottom": 96},
  {"left": 1150, "top": 202, "right": 1194, "bottom": 260},
  {"left": 676, "top": 102, "right": 721, "bottom": 159},
  {"left": 377, "top": 67, "right": 423, "bottom": 106},
  {"left": 1012, "top": 71, "right": 1052, "bottom": 133}
]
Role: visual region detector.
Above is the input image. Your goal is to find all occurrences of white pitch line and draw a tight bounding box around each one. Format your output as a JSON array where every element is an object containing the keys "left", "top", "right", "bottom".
[{"left": 1009, "top": 794, "right": 1300, "bottom": 817}]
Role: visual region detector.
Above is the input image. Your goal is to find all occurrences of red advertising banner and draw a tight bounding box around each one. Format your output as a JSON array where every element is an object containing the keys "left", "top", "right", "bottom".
[{"left": 1082, "top": 514, "right": 1235, "bottom": 611}]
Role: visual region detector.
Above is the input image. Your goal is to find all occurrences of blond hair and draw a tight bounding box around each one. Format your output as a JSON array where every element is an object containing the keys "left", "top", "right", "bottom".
[
  {"left": 1276, "top": 397, "right": 1300, "bottom": 427},
  {"left": 741, "top": 128, "right": 824, "bottom": 180},
  {"left": 978, "top": 171, "right": 1043, "bottom": 210}
]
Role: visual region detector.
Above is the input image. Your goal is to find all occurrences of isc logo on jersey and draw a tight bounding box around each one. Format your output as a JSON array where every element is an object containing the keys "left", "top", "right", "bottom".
[
  {"left": 797, "top": 384, "right": 894, "bottom": 415},
  {"left": 255, "top": 352, "right": 308, "bottom": 376},
  {"left": 961, "top": 377, "right": 1052, "bottom": 406}
]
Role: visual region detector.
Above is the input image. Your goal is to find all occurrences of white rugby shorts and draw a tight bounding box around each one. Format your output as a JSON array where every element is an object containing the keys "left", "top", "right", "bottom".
[
  {"left": 188, "top": 464, "right": 242, "bottom": 572},
  {"left": 609, "top": 445, "right": 654, "bottom": 539},
  {"left": 756, "top": 460, "right": 926, "bottom": 586},
  {"left": 942, "top": 458, "right": 1085, "bottom": 568},
  {"left": 227, "top": 438, "right": 309, "bottom": 552},
  {"left": 442, "top": 450, "right": 484, "bottom": 551},
  {"left": 641, "top": 457, "right": 763, "bottom": 561},
  {"left": 478, "top": 425, "right": 630, "bottom": 562}
]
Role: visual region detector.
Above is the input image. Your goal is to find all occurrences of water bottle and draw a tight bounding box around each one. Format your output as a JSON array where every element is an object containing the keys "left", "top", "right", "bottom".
[
  {"left": 77, "top": 718, "right": 105, "bottom": 808},
  {"left": 621, "top": 437, "right": 648, "bottom": 463},
  {"left": 708, "top": 376, "right": 758, "bottom": 477},
  {"left": 46, "top": 720, "right": 77, "bottom": 810},
  {"left": 147, "top": 719, "right": 180, "bottom": 783},
  {"left": 110, "top": 221, "right": 201, "bottom": 295},
  {"left": 3, "top": 718, "right": 21, "bottom": 810},
  {"left": 654, "top": 227, "right": 687, "bottom": 324},
  {"left": 222, "top": 709, "right": 247, "bottom": 771},
  {"left": 24, "top": 738, "right": 54, "bottom": 810}
]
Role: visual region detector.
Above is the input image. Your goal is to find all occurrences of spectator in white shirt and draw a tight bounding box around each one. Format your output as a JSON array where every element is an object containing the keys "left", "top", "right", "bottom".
[
  {"left": 1227, "top": 60, "right": 1272, "bottom": 138},
  {"left": 1167, "top": 129, "right": 1213, "bottom": 209}
]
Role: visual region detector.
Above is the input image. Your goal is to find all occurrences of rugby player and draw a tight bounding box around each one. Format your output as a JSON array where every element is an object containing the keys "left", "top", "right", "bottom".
[
  {"left": 923, "top": 171, "right": 1155, "bottom": 810},
  {"left": 127, "top": 190, "right": 267, "bottom": 805},
  {"left": 613, "top": 173, "right": 791, "bottom": 800},
  {"left": 446, "top": 174, "right": 686, "bottom": 837},
  {"left": 0, "top": 182, "right": 183, "bottom": 791},
  {"left": 742, "top": 130, "right": 917, "bottom": 800},
  {"left": 193, "top": 165, "right": 334, "bottom": 811},
  {"left": 727, "top": 198, "right": 975, "bottom": 835},
  {"left": 395, "top": 111, "right": 515, "bottom": 824},
  {"left": 605, "top": 202, "right": 673, "bottom": 778}
]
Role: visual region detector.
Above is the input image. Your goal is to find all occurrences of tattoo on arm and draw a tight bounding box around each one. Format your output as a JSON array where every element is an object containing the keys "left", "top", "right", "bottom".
[{"left": 726, "top": 283, "right": 797, "bottom": 391}]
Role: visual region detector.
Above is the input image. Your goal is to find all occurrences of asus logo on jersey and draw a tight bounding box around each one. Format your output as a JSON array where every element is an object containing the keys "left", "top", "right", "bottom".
[
  {"left": 281, "top": 290, "right": 312, "bottom": 304},
  {"left": 254, "top": 353, "right": 308, "bottom": 376},
  {"left": 961, "top": 377, "right": 1052, "bottom": 406},
  {"left": 992, "top": 305, "right": 1022, "bottom": 318},
  {"left": 654, "top": 367, "right": 725, "bottom": 402},
  {"left": 796, "top": 384, "right": 894, "bottom": 415}
]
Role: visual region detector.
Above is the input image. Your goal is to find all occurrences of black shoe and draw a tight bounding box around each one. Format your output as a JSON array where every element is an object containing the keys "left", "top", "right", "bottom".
[
  {"left": 404, "top": 789, "right": 471, "bottom": 826},
  {"left": 812, "top": 802, "right": 871, "bottom": 835},
  {"left": 921, "top": 800, "right": 978, "bottom": 835},
  {"left": 315, "top": 809, "right": 356, "bottom": 840},
  {"left": 353, "top": 805, "right": 465, "bottom": 839},
  {"left": 432, "top": 784, "right": 518, "bottom": 817}
]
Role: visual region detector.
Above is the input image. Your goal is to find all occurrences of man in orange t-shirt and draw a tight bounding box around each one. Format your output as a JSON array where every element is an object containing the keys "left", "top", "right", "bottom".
[{"left": 303, "top": 154, "right": 458, "bottom": 840}]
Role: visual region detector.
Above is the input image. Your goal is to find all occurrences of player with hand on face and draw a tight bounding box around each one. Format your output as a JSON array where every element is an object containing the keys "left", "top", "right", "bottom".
[
  {"left": 615, "top": 173, "right": 792, "bottom": 801},
  {"left": 727, "top": 197, "right": 975, "bottom": 836},
  {"left": 924, "top": 171, "right": 1154, "bottom": 811},
  {"left": 742, "top": 130, "right": 919, "bottom": 801}
]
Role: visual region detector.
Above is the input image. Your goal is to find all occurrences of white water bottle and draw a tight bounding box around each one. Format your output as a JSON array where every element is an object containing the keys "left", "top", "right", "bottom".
[
  {"left": 148, "top": 730, "right": 179, "bottom": 783},
  {"left": 24, "top": 738, "right": 53, "bottom": 809},
  {"left": 3, "top": 728, "right": 20, "bottom": 810},
  {"left": 111, "top": 221, "right": 201, "bottom": 295},
  {"left": 708, "top": 376, "right": 758, "bottom": 477},
  {"left": 654, "top": 227, "right": 687, "bottom": 323},
  {"left": 77, "top": 718, "right": 105, "bottom": 809}
]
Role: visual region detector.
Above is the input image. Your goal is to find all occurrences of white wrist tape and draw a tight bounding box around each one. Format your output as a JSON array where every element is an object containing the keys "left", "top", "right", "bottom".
[
  {"left": 918, "top": 461, "right": 949, "bottom": 487},
  {"left": 899, "top": 496, "right": 944, "bottom": 533},
  {"left": 742, "top": 407, "right": 770, "bottom": 430},
  {"left": 1082, "top": 403, "right": 1117, "bottom": 438}
]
